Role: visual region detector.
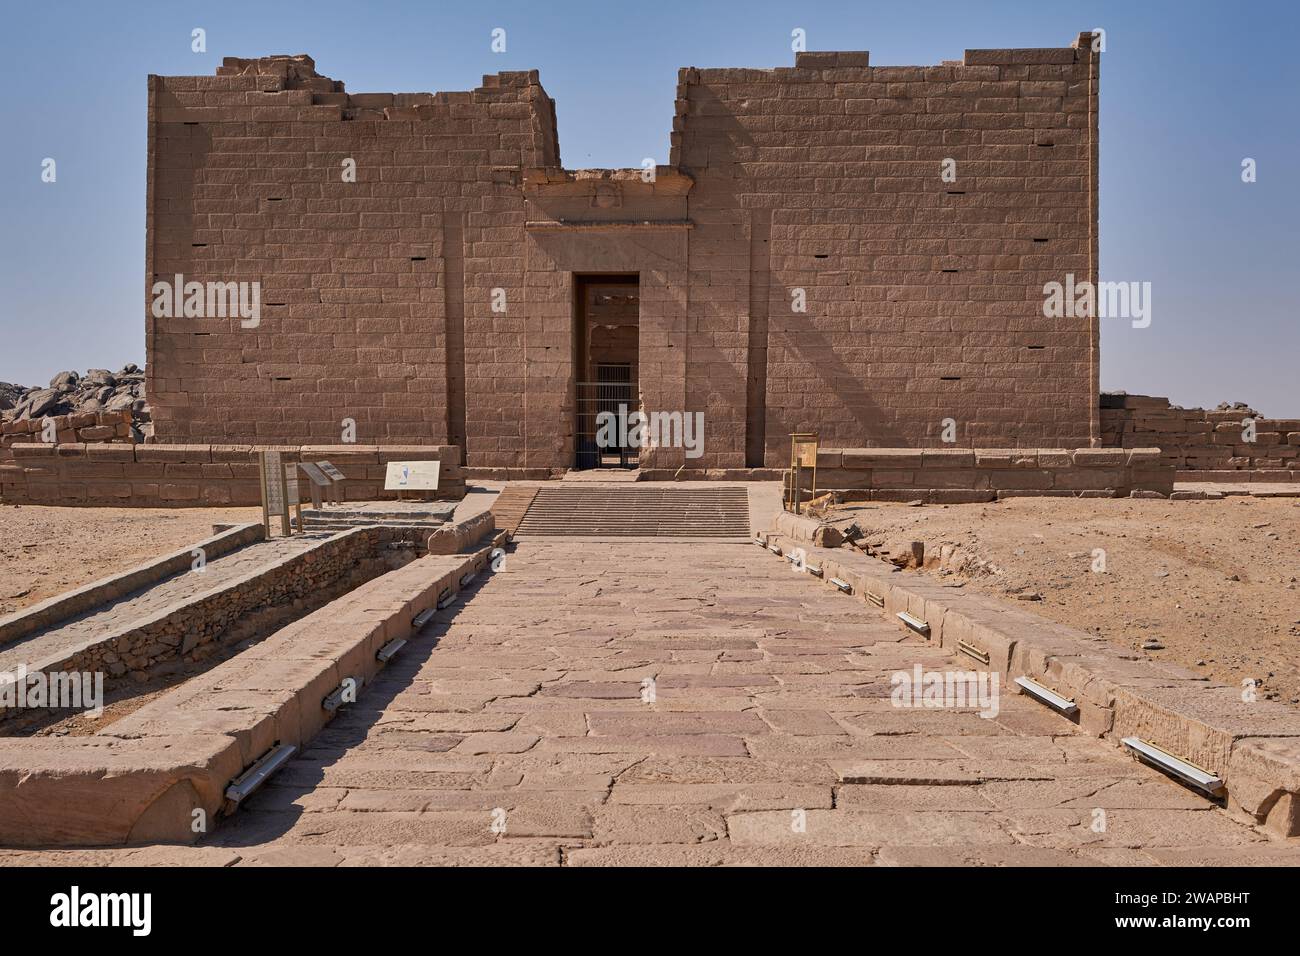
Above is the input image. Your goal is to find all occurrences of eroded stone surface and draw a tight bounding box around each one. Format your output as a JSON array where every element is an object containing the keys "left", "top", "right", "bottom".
[{"left": 18, "top": 541, "right": 1285, "bottom": 865}]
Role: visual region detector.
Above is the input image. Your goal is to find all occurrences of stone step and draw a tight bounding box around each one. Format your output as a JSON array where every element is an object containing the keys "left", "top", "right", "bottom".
[{"left": 514, "top": 486, "right": 750, "bottom": 540}]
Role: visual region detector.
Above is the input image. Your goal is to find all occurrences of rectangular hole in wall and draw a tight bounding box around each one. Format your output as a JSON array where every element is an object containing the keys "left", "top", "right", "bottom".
[
  {"left": 945, "top": 190, "right": 965, "bottom": 195},
  {"left": 410, "top": 256, "right": 427, "bottom": 262},
  {"left": 941, "top": 268, "right": 959, "bottom": 273},
  {"left": 940, "top": 376, "right": 961, "bottom": 381},
  {"left": 1027, "top": 345, "right": 1046, "bottom": 350},
  {"left": 1033, "top": 238, "right": 1050, "bottom": 243}
]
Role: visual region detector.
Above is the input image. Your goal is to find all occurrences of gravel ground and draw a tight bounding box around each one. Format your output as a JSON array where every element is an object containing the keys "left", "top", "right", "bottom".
[
  {"left": 822, "top": 495, "right": 1300, "bottom": 707},
  {"left": 0, "top": 504, "right": 262, "bottom": 617}
]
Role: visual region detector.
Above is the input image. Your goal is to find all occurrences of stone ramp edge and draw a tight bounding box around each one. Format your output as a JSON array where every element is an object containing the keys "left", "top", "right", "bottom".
[
  {"left": 0, "top": 528, "right": 508, "bottom": 848},
  {"left": 761, "top": 511, "right": 1300, "bottom": 839}
]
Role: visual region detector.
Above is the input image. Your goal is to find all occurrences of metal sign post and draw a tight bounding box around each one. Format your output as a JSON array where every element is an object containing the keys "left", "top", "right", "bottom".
[
  {"left": 258, "top": 449, "right": 290, "bottom": 536},
  {"left": 787, "top": 433, "right": 819, "bottom": 514},
  {"left": 316, "top": 461, "right": 346, "bottom": 505},
  {"left": 285, "top": 463, "right": 302, "bottom": 532},
  {"left": 299, "top": 462, "right": 331, "bottom": 510}
]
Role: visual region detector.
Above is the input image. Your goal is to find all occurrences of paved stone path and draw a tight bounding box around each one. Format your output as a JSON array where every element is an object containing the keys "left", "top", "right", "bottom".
[
  {"left": 189, "top": 540, "right": 1296, "bottom": 866},
  {"left": 3, "top": 538, "right": 1294, "bottom": 866},
  {"left": 0, "top": 535, "right": 327, "bottom": 672}
]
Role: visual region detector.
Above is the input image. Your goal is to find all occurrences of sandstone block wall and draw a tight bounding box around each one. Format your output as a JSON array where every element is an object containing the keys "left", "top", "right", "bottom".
[
  {"left": 678, "top": 39, "right": 1100, "bottom": 466},
  {"left": 811, "top": 446, "right": 1172, "bottom": 501},
  {"left": 1101, "top": 394, "right": 1300, "bottom": 480},
  {"left": 147, "top": 55, "right": 557, "bottom": 460},
  {"left": 147, "top": 39, "right": 1099, "bottom": 472},
  {"left": 0, "top": 443, "right": 464, "bottom": 506},
  {"left": 1, "top": 410, "right": 136, "bottom": 449}
]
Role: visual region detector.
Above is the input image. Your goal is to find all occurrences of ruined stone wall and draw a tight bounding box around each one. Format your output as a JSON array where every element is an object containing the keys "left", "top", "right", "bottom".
[
  {"left": 0, "top": 443, "right": 464, "bottom": 506},
  {"left": 1101, "top": 394, "right": 1300, "bottom": 480},
  {"left": 811, "top": 446, "right": 1172, "bottom": 502},
  {"left": 147, "top": 56, "right": 557, "bottom": 464},
  {"left": 675, "top": 38, "right": 1099, "bottom": 466},
  {"left": 2, "top": 410, "right": 136, "bottom": 448}
]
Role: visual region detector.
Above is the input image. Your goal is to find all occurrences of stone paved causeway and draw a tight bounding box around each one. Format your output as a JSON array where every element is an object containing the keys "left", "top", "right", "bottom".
[
  {"left": 199, "top": 541, "right": 1296, "bottom": 866},
  {"left": 4, "top": 540, "right": 1297, "bottom": 866}
]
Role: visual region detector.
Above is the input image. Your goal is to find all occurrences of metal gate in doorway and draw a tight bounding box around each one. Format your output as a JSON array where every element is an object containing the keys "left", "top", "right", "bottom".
[{"left": 575, "top": 364, "right": 638, "bottom": 470}]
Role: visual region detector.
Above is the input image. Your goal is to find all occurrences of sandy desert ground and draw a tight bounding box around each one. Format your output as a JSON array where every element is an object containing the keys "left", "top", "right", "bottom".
[
  {"left": 824, "top": 496, "right": 1300, "bottom": 708},
  {"left": 0, "top": 503, "right": 261, "bottom": 617}
]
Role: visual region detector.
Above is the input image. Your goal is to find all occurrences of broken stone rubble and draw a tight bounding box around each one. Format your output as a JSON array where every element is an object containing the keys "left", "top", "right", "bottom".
[{"left": 0, "top": 365, "right": 152, "bottom": 446}]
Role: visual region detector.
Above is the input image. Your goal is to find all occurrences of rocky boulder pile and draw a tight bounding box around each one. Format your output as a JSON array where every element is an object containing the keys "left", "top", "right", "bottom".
[{"left": 0, "top": 365, "right": 152, "bottom": 446}]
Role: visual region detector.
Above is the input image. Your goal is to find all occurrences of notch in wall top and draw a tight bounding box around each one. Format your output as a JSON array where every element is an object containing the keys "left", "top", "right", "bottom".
[
  {"left": 963, "top": 46, "right": 1078, "bottom": 67},
  {"left": 794, "top": 51, "right": 869, "bottom": 69}
]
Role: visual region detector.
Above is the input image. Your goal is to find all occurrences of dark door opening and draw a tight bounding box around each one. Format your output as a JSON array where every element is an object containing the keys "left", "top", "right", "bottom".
[{"left": 574, "top": 274, "right": 639, "bottom": 470}]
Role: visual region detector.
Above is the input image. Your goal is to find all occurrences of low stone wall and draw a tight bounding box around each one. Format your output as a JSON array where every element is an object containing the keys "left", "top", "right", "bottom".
[
  {"left": 762, "top": 514, "right": 1300, "bottom": 838},
  {"left": 1102, "top": 394, "right": 1300, "bottom": 481},
  {"left": 0, "top": 534, "right": 504, "bottom": 846},
  {"left": 1, "top": 409, "right": 137, "bottom": 448},
  {"left": 0, "top": 443, "right": 465, "bottom": 506},
  {"left": 0, "top": 523, "right": 263, "bottom": 648},
  {"left": 810, "top": 447, "right": 1174, "bottom": 502},
  {"left": 0, "top": 527, "right": 411, "bottom": 724}
]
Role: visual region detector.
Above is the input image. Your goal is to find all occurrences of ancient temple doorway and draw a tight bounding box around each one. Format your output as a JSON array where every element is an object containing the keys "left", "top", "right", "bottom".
[{"left": 573, "top": 274, "right": 640, "bottom": 470}]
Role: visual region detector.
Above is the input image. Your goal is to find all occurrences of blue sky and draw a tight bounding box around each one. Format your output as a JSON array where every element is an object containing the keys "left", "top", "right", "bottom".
[{"left": 1, "top": 0, "right": 1296, "bottom": 414}]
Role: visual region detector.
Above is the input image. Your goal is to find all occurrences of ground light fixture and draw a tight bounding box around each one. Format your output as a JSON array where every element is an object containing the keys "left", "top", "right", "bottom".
[
  {"left": 322, "top": 678, "right": 360, "bottom": 713},
  {"left": 956, "top": 639, "right": 989, "bottom": 664},
  {"left": 829, "top": 577, "right": 852, "bottom": 593},
  {"left": 1014, "top": 675, "right": 1079, "bottom": 715},
  {"left": 896, "top": 611, "right": 930, "bottom": 636},
  {"left": 1122, "top": 737, "right": 1225, "bottom": 797},
  {"left": 223, "top": 743, "right": 297, "bottom": 810},
  {"left": 411, "top": 608, "right": 437, "bottom": 630},
  {"left": 376, "top": 637, "right": 407, "bottom": 663}
]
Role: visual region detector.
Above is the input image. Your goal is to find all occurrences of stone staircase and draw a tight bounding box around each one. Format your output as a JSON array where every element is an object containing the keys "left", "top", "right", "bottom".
[
  {"left": 512, "top": 485, "right": 751, "bottom": 540},
  {"left": 292, "top": 505, "right": 455, "bottom": 534}
]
